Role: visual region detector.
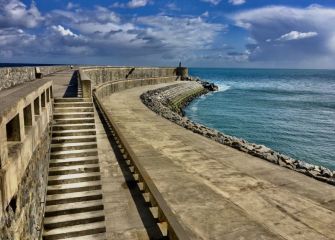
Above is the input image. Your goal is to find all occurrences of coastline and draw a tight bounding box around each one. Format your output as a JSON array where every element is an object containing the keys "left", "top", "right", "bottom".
[{"left": 140, "top": 80, "right": 335, "bottom": 186}]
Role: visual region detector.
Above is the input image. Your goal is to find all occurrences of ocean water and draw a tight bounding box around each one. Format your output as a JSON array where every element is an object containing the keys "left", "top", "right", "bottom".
[
  {"left": 184, "top": 68, "right": 335, "bottom": 170},
  {"left": 0, "top": 63, "right": 62, "bottom": 67}
]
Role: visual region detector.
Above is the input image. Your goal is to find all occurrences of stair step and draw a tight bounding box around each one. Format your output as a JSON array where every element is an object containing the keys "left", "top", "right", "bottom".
[
  {"left": 54, "top": 98, "right": 92, "bottom": 103},
  {"left": 45, "top": 199, "right": 104, "bottom": 216},
  {"left": 44, "top": 210, "right": 105, "bottom": 229},
  {"left": 54, "top": 107, "right": 94, "bottom": 113},
  {"left": 53, "top": 118, "right": 95, "bottom": 125},
  {"left": 46, "top": 190, "right": 102, "bottom": 205},
  {"left": 48, "top": 172, "right": 101, "bottom": 185},
  {"left": 50, "top": 149, "right": 98, "bottom": 159},
  {"left": 51, "top": 142, "right": 97, "bottom": 152},
  {"left": 56, "top": 233, "right": 106, "bottom": 240},
  {"left": 49, "top": 156, "right": 99, "bottom": 167},
  {"left": 52, "top": 129, "right": 96, "bottom": 137},
  {"left": 52, "top": 135, "right": 96, "bottom": 144},
  {"left": 47, "top": 181, "right": 101, "bottom": 195},
  {"left": 53, "top": 112, "right": 94, "bottom": 119},
  {"left": 49, "top": 164, "right": 100, "bottom": 174},
  {"left": 54, "top": 102, "right": 93, "bottom": 108},
  {"left": 43, "top": 221, "right": 105, "bottom": 240},
  {"left": 53, "top": 124, "right": 95, "bottom": 131}
]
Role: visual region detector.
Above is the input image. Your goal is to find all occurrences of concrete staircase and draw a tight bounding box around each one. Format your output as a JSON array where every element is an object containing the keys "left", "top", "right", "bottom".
[{"left": 43, "top": 98, "right": 106, "bottom": 240}]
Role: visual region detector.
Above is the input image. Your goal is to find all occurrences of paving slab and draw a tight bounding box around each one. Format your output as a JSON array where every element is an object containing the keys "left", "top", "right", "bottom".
[{"left": 101, "top": 82, "right": 335, "bottom": 240}]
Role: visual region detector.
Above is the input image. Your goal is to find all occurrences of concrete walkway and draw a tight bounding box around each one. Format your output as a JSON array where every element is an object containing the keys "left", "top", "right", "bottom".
[
  {"left": 94, "top": 104, "right": 164, "bottom": 239},
  {"left": 102, "top": 82, "right": 335, "bottom": 240},
  {"left": 43, "top": 70, "right": 78, "bottom": 98}
]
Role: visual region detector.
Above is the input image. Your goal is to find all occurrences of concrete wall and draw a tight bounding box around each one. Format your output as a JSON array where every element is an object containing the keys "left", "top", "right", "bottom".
[
  {"left": 81, "top": 66, "right": 178, "bottom": 87},
  {"left": 0, "top": 66, "right": 71, "bottom": 91},
  {"left": 94, "top": 77, "right": 177, "bottom": 100},
  {"left": 0, "top": 80, "right": 53, "bottom": 239}
]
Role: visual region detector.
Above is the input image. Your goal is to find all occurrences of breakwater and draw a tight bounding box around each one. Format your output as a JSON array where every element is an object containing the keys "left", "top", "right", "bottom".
[{"left": 141, "top": 81, "right": 335, "bottom": 185}]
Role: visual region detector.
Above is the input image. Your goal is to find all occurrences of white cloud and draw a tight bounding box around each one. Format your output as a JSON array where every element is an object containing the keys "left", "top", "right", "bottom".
[
  {"left": 0, "top": 0, "right": 43, "bottom": 28},
  {"left": 112, "top": 0, "right": 150, "bottom": 8},
  {"left": 232, "top": 5, "right": 335, "bottom": 68},
  {"left": 277, "top": 31, "right": 318, "bottom": 41},
  {"left": 202, "top": 11, "right": 209, "bottom": 17},
  {"left": 201, "top": 0, "right": 221, "bottom": 5},
  {"left": 166, "top": 3, "right": 180, "bottom": 11},
  {"left": 128, "top": 0, "right": 150, "bottom": 8},
  {"left": 66, "top": 2, "right": 80, "bottom": 10},
  {"left": 137, "top": 15, "right": 225, "bottom": 50},
  {"left": 52, "top": 25, "right": 78, "bottom": 38},
  {"left": 228, "top": 0, "right": 245, "bottom": 5},
  {"left": 1, "top": 2, "right": 227, "bottom": 65},
  {"left": 0, "top": 28, "right": 35, "bottom": 46}
]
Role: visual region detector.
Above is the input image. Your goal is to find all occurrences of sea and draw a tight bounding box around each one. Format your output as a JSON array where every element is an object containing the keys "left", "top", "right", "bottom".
[{"left": 184, "top": 68, "right": 335, "bottom": 170}]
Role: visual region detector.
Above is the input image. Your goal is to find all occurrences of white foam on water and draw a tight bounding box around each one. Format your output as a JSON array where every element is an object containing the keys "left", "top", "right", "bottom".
[
  {"left": 215, "top": 82, "right": 231, "bottom": 92},
  {"left": 190, "top": 106, "right": 198, "bottom": 112}
]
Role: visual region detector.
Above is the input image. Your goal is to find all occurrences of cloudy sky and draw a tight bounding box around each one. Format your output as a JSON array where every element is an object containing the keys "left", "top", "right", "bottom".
[{"left": 1, "top": 0, "right": 335, "bottom": 68}]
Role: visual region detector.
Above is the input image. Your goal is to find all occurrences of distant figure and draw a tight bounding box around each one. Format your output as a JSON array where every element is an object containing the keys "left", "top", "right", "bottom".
[{"left": 179, "top": 62, "right": 181, "bottom": 68}]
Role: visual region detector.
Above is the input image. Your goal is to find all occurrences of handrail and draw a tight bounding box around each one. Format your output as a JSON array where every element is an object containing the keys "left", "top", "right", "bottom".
[{"left": 93, "top": 89, "right": 191, "bottom": 240}]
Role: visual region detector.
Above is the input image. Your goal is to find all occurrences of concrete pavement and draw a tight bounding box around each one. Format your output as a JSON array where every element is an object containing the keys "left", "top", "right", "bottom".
[{"left": 102, "top": 82, "right": 335, "bottom": 240}]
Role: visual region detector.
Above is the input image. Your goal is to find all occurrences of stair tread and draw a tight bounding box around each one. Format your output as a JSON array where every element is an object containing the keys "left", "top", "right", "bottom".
[
  {"left": 49, "top": 164, "right": 100, "bottom": 172},
  {"left": 54, "top": 117, "right": 94, "bottom": 121},
  {"left": 51, "top": 142, "right": 97, "bottom": 148},
  {"left": 54, "top": 102, "right": 93, "bottom": 104},
  {"left": 54, "top": 102, "right": 93, "bottom": 105},
  {"left": 53, "top": 123, "right": 95, "bottom": 127},
  {"left": 53, "top": 129, "right": 96, "bottom": 133},
  {"left": 50, "top": 156, "right": 99, "bottom": 164},
  {"left": 54, "top": 107, "right": 93, "bottom": 110},
  {"left": 47, "top": 190, "right": 102, "bottom": 201},
  {"left": 54, "top": 98, "right": 91, "bottom": 101},
  {"left": 44, "top": 210, "right": 104, "bottom": 225},
  {"left": 48, "top": 172, "right": 100, "bottom": 181},
  {"left": 51, "top": 149, "right": 98, "bottom": 156},
  {"left": 53, "top": 112, "right": 94, "bottom": 115},
  {"left": 43, "top": 221, "right": 105, "bottom": 237},
  {"left": 47, "top": 180, "right": 101, "bottom": 191},
  {"left": 45, "top": 199, "right": 103, "bottom": 214},
  {"left": 52, "top": 135, "right": 96, "bottom": 140},
  {"left": 56, "top": 233, "right": 106, "bottom": 240}
]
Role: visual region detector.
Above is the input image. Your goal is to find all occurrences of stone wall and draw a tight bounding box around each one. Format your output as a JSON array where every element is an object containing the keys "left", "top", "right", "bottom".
[
  {"left": 140, "top": 82, "right": 335, "bottom": 186},
  {"left": 0, "top": 129, "right": 49, "bottom": 240},
  {"left": 82, "top": 67, "right": 178, "bottom": 87},
  {"left": 0, "top": 79, "right": 53, "bottom": 239},
  {"left": 0, "top": 66, "right": 71, "bottom": 91}
]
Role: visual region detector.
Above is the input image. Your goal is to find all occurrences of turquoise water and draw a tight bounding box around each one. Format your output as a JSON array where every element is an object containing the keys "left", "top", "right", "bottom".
[{"left": 184, "top": 68, "right": 335, "bottom": 170}]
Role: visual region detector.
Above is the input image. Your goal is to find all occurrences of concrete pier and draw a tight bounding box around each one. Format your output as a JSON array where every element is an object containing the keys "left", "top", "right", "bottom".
[
  {"left": 1, "top": 66, "right": 334, "bottom": 239},
  {"left": 101, "top": 82, "right": 335, "bottom": 240}
]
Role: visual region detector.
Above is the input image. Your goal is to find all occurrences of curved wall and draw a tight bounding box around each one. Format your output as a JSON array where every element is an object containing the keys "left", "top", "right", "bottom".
[{"left": 81, "top": 66, "right": 178, "bottom": 87}]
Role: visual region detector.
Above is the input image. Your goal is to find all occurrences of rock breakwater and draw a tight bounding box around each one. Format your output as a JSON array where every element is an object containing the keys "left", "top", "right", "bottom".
[{"left": 140, "top": 81, "right": 335, "bottom": 186}]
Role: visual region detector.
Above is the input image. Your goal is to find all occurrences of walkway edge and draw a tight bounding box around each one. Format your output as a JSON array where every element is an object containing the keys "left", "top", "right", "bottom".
[{"left": 93, "top": 92, "right": 191, "bottom": 240}]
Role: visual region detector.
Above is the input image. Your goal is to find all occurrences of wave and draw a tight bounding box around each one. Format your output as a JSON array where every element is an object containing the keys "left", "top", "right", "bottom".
[
  {"left": 215, "top": 82, "right": 231, "bottom": 92},
  {"left": 190, "top": 106, "right": 198, "bottom": 112}
]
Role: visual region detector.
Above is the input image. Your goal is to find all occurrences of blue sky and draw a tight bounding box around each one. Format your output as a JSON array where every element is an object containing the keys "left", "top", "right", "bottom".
[{"left": 1, "top": 0, "right": 335, "bottom": 68}]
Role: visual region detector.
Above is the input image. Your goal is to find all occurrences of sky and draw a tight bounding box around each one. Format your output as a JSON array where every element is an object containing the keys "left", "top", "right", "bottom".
[{"left": 1, "top": 0, "right": 335, "bottom": 68}]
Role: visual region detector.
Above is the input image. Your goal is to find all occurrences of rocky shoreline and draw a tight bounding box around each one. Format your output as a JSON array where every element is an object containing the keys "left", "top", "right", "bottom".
[{"left": 140, "top": 81, "right": 335, "bottom": 186}]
